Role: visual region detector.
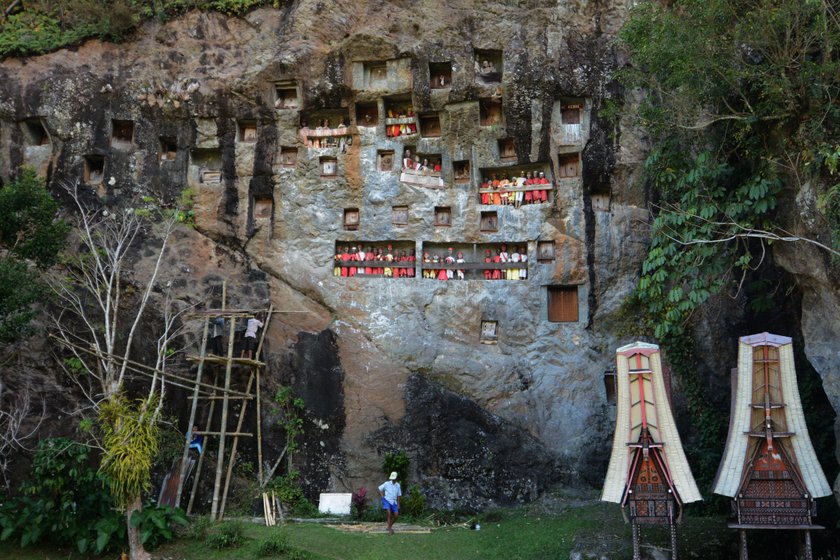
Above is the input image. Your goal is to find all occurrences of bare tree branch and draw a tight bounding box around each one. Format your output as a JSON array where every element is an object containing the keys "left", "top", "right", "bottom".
[{"left": 0, "top": 386, "right": 45, "bottom": 489}]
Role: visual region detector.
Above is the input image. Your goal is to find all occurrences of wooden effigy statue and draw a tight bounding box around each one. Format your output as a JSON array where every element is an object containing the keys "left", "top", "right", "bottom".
[
  {"left": 712, "top": 333, "right": 831, "bottom": 560},
  {"left": 602, "top": 342, "right": 702, "bottom": 560}
]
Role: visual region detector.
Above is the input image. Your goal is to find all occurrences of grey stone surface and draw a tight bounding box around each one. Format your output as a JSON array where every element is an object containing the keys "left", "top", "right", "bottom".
[{"left": 0, "top": 0, "right": 836, "bottom": 513}]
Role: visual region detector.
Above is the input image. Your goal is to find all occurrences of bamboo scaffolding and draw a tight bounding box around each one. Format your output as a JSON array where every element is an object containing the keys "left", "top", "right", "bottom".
[
  {"left": 254, "top": 305, "right": 273, "bottom": 487},
  {"left": 219, "top": 372, "right": 255, "bottom": 519},
  {"left": 175, "top": 315, "right": 210, "bottom": 508},
  {"left": 210, "top": 316, "right": 237, "bottom": 520},
  {"left": 187, "top": 368, "right": 218, "bottom": 515},
  {"left": 50, "top": 335, "right": 251, "bottom": 398}
]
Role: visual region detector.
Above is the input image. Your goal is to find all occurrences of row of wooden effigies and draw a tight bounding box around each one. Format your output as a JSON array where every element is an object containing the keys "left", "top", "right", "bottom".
[{"left": 602, "top": 334, "right": 831, "bottom": 560}]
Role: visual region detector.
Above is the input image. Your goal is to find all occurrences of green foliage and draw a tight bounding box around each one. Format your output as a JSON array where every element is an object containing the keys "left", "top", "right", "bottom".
[
  {"left": 619, "top": 0, "right": 840, "bottom": 337},
  {"left": 815, "top": 145, "right": 840, "bottom": 253},
  {"left": 256, "top": 531, "right": 291, "bottom": 557},
  {"left": 0, "top": 260, "right": 43, "bottom": 342},
  {"left": 0, "top": 437, "right": 125, "bottom": 554},
  {"left": 129, "top": 503, "right": 188, "bottom": 550},
  {"left": 168, "top": 186, "right": 196, "bottom": 227},
  {"left": 182, "top": 514, "right": 214, "bottom": 540},
  {"left": 0, "top": 1, "right": 137, "bottom": 57},
  {"left": 267, "top": 470, "right": 308, "bottom": 512},
  {"left": 0, "top": 1, "right": 284, "bottom": 59},
  {"left": 206, "top": 520, "right": 246, "bottom": 549},
  {"left": 0, "top": 169, "right": 67, "bottom": 266},
  {"left": 400, "top": 485, "right": 425, "bottom": 518},
  {"left": 381, "top": 450, "right": 410, "bottom": 486},
  {"left": 636, "top": 149, "right": 781, "bottom": 338},
  {"left": 98, "top": 393, "right": 160, "bottom": 510},
  {"left": 0, "top": 169, "right": 67, "bottom": 342},
  {"left": 274, "top": 386, "right": 304, "bottom": 471}
]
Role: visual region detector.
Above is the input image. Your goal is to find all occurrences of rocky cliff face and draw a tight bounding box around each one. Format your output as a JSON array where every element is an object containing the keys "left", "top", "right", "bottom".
[{"left": 0, "top": 0, "right": 837, "bottom": 510}]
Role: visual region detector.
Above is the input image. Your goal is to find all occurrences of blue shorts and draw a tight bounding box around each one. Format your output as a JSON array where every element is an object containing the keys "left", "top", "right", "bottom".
[{"left": 381, "top": 498, "right": 398, "bottom": 513}]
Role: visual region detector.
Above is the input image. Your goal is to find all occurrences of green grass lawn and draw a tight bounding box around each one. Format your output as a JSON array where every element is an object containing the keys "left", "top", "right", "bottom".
[
  {"left": 0, "top": 501, "right": 795, "bottom": 560},
  {"left": 0, "top": 502, "right": 620, "bottom": 560}
]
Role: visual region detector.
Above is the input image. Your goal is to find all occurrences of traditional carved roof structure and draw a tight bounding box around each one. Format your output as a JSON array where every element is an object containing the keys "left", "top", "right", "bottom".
[
  {"left": 713, "top": 332, "right": 830, "bottom": 519},
  {"left": 602, "top": 342, "right": 702, "bottom": 510}
]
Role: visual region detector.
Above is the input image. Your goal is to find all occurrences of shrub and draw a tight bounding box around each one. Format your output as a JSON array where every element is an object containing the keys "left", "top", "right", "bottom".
[
  {"left": 401, "top": 485, "right": 425, "bottom": 518},
  {"left": 382, "top": 450, "right": 410, "bottom": 486},
  {"left": 182, "top": 515, "right": 213, "bottom": 540},
  {"left": 268, "top": 470, "right": 318, "bottom": 517},
  {"left": 351, "top": 487, "right": 368, "bottom": 520},
  {"left": 0, "top": 437, "right": 124, "bottom": 554},
  {"left": 290, "top": 498, "right": 318, "bottom": 518},
  {"left": 256, "top": 532, "right": 290, "bottom": 557},
  {"left": 206, "top": 520, "right": 246, "bottom": 549},
  {"left": 130, "top": 504, "right": 188, "bottom": 550}
]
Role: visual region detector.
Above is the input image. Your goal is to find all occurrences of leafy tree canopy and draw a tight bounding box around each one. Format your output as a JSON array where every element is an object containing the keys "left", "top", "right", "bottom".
[
  {"left": 619, "top": 0, "right": 840, "bottom": 338},
  {"left": 0, "top": 169, "right": 66, "bottom": 342}
]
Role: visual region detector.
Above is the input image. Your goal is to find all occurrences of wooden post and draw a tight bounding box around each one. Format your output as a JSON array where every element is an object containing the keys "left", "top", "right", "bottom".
[
  {"left": 803, "top": 530, "right": 813, "bottom": 560},
  {"left": 219, "top": 371, "right": 255, "bottom": 519},
  {"left": 670, "top": 521, "right": 678, "bottom": 560},
  {"left": 175, "top": 316, "right": 210, "bottom": 508},
  {"left": 210, "top": 316, "right": 237, "bottom": 521},
  {"left": 632, "top": 523, "right": 641, "bottom": 560},
  {"left": 739, "top": 529, "right": 748, "bottom": 560}
]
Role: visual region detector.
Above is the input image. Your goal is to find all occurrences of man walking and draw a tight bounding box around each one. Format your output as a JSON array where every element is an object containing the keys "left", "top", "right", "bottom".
[{"left": 378, "top": 471, "right": 402, "bottom": 534}]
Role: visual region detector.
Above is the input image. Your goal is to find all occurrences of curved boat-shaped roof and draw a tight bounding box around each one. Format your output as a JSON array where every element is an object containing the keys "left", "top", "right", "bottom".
[{"left": 602, "top": 342, "right": 702, "bottom": 504}]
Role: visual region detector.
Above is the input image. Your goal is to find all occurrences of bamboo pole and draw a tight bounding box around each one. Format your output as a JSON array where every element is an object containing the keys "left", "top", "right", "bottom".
[
  {"left": 187, "top": 368, "right": 218, "bottom": 515},
  {"left": 175, "top": 316, "right": 210, "bottom": 508},
  {"left": 50, "top": 336, "right": 250, "bottom": 397},
  {"left": 262, "top": 493, "right": 269, "bottom": 526},
  {"left": 210, "top": 315, "right": 237, "bottom": 521},
  {"left": 192, "top": 431, "right": 253, "bottom": 437},
  {"left": 219, "top": 371, "right": 255, "bottom": 519},
  {"left": 256, "top": 366, "right": 263, "bottom": 486},
  {"left": 255, "top": 305, "right": 273, "bottom": 487}
]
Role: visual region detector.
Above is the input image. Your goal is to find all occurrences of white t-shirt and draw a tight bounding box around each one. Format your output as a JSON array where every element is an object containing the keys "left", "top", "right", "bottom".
[
  {"left": 245, "top": 318, "right": 264, "bottom": 339},
  {"left": 378, "top": 480, "right": 402, "bottom": 504}
]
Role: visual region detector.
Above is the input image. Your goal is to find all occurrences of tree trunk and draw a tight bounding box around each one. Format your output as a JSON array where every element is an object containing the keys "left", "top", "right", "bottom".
[{"left": 126, "top": 496, "right": 151, "bottom": 560}]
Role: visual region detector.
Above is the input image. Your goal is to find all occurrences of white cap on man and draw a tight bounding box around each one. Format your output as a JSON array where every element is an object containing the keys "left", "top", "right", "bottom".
[{"left": 389, "top": 471, "right": 398, "bottom": 480}]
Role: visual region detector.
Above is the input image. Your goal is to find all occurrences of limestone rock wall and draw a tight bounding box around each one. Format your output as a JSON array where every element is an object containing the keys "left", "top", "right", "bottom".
[
  {"left": 7, "top": 0, "right": 834, "bottom": 510},
  {"left": 0, "top": 1, "right": 660, "bottom": 507}
]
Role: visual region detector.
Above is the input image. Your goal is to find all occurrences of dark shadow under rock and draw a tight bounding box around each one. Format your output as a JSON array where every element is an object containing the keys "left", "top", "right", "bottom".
[{"left": 370, "top": 373, "right": 560, "bottom": 510}]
